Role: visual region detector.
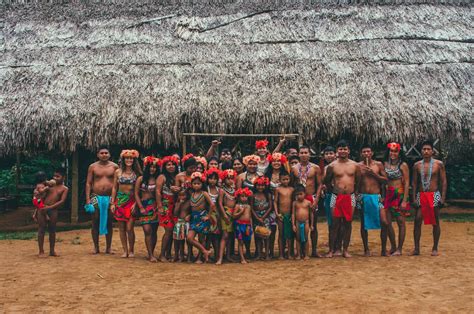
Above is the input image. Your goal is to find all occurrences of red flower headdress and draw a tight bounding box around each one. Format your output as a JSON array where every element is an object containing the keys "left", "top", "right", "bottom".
[
  {"left": 255, "top": 139, "right": 269, "bottom": 149},
  {"left": 143, "top": 156, "right": 161, "bottom": 167},
  {"left": 205, "top": 167, "right": 221, "bottom": 178},
  {"left": 195, "top": 156, "right": 208, "bottom": 169},
  {"left": 120, "top": 149, "right": 140, "bottom": 159},
  {"left": 161, "top": 155, "right": 180, "bottom": 166},
  {"left": 191, "top": 171, "right": 206, "bottom": 182},
  {"left": 267, "top": 152, "right": 288, "bottom": 164},
  {"left": 182, "top": 153, "right": 194, "bottom": 164},
  {"left": 243, "top": 154, "right": 260, "bottom": 166},
  {"left": 387, "top": 142, "right": 401, "bottom": 152},
  {"left": 219, "top": 169, "right": 237, "bottom": 181},
  {"left": 235, "top": 187, "right": 253, "bottom": 198},
  {"left": 253, "top": 176, "right": 270, "bottom": 186}
]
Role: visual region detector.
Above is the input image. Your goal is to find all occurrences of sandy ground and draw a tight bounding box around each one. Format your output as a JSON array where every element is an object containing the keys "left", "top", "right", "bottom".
[{"left": 1, "top": 221, "right": 473, "bottom": 313}]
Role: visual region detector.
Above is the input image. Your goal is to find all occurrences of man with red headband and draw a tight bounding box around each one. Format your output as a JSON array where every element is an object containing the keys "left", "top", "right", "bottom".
[
  {"left": 291, "top": 145, "right": 322, "bottom": 257},
  {"left": 324, "top": 140, "right": 361, "bottom": 258},
  {"left": 411, "top": 140, "right": 447, "bottom": 256}
]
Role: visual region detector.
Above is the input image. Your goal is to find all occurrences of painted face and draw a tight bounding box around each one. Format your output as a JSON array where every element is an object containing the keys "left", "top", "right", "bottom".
[
  {"left": 124, "top": 157, "right": 134, "bottom": 167},
  {"left": 271, "top": 160, "right": 282, "bottom": 169},
  {"left": 209, "top": 160, "right": 219, "bottom": 169},
  {"left": 196, "top": 163, "right": 204, "bottom": 173},
  {"left": 389, "top": 148, "right": 400, "bottom": 161},
  {"left": 247, "top": 160, "right": 257, "bottom": 173},
  {"left": 257, "top": 147, "right": 268, "bottom": 157},
  {"left": 165, "top": 161, "right": 176, "bottom": 174},
  {"left": 233, "top": 160, "right": 244, "bottom": 173},
  {"left": 299, "top": 148, "right": 310, "bottom": 162},
  {"left": 256, "top": 184, "right": 265, "bottom": 192},
  {"left": 97, "top": 149, "right": 110, "bottom": 162},
  {"left": 296, "top": 191, "right": 305, "bottom": 201},
  {"left": 324, "top": 151, "right": 336, "bottom": 163},
  {"left": 337, "top": 146, "right": 350, "bottom": 159},
  {"left": 422, "top": 145, "right": 433, "bottom": 158},
  {"left": 361, "top": 148, "right": 373, "bottom": 160},
  {"left": 280, "top": 175, "right": 290, "bottom": 186},
  {"left": 207, "top": 176, "right": 218, "bottom": 186},
  {"left": 220, "top": 151, "right": 232, "bottom": 162},
  {"left": 192, "top": 179, "right": 202, "bottom": 191},
  {"left": 149, "top": 164, "right": 157, "bottom": 175}
]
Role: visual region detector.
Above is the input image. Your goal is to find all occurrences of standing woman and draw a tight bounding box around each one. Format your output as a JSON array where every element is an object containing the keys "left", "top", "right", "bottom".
[
  {"left": 134, "top": 156, "right": 160, "bottom": 262},
  {"left": 265, "top": 152, "right": 289, "bottom": 258},
  {"left": 255, "top": 140, "right": 270, "bottom": 175},
  {"left": 111, "top": 149, "right": 142, "bottom": 258},
  {"left": 156, "top": 155, "right": 180, "bottom": 262},
  {"left": 382, "top": 142, "right": 410, "bottom": 256},
  {"left": 232, "top": 157, "right": 245, "bottom": 175}
]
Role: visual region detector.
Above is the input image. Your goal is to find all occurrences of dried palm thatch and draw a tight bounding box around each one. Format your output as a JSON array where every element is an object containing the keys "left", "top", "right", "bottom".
[{"left": 0, "top": 1, "right": 472, "bottom": 155}]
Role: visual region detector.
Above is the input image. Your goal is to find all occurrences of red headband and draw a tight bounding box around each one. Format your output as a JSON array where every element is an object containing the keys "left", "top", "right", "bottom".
[
  {"left": 191, "top": 171, "right": 206, "bottom": 182},
  {"left": 253, "top": 176, "right": 270, "bottom": 186},
  {"left": 243, "top": 154, "right": 260, "bottom": 166},
  {"left": 205, "top": 167, "right": 220, "bottom": 178},
  {"left": 255, "top": 139, "right": 269, "bottom": 149},
  {"left": 387, "top": 142, "right": 401, "bottom": 152},
  {"left": 161, "top": 155, "right": 179, "bottom": 167},
  {"left": 219, "top": 169, "right": 237, "bottom": 181},
  {"left": 120, "top": 149, "right": 140, "bottom": 159},
  {"left": 143, "top": 156, "right": 161, "bottom": 167},
  {"left": 195, "top": 156, "right": 208, "bottom": 169},
  {"left": 235, "top": 187, "right": 253, "bottom": 198},
  {"left": 182, "top": 153, "right": 194, "bottom": 164},
  {"left": 267, "top": 152, "right": 288, "bottom": 164}
]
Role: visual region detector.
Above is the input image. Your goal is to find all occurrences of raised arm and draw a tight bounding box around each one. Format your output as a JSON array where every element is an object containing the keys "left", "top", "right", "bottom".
[
  {"left": 205, "top": 140, "right": 220, "bottom": 160},
  {"left": 272, "top": 137, "right": 286, "bottom": 154},
  {"left": 85, "top": 165, "right": 94, "bottom": 204}
]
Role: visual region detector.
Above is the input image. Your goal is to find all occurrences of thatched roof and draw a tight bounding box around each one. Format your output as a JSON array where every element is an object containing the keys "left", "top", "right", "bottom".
[{"left": 0, "top": 1, "right": 472, "bottom": 155}]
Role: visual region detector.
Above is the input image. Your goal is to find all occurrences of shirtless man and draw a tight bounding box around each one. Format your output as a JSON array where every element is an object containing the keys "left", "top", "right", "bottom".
[
  {"left": 411, "top": 140, "right": 447, "bottom": 256},
  {"left": 37, "top": 168, "right": 69, "bottom": 257},
  {"left": 176, "top": 155, "right": 197, "bottom": 189},
  {"left": 85, "top": 146, "right": 118, "bottom": 254},
  {"left": 291, "top": 146, "right": 322, "bottom": 257},
  {"left": 324, "top": 140, "right": 361, "bottom": 258},
  {"left": 274, "top": 172, "right": 295, "bottom": 259},
  {"left": 358, "top": 145, "right": 387, "bottom": 256}
]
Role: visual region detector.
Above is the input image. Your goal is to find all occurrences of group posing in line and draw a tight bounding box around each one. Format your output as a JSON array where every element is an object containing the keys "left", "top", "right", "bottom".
[{"left": 32, "top": 138, "right": 447, "bottom": 263}]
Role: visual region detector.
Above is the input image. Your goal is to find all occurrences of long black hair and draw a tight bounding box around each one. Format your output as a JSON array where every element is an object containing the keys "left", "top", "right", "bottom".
[
  {"left": 162, "top": 161, "right": 179, "bottom": 187},
  {"left": 142, "top": 163, "right": 160, "bottom": 188},
  {"left": 384, "top": 143, "right": 407, "bottom": 164}
]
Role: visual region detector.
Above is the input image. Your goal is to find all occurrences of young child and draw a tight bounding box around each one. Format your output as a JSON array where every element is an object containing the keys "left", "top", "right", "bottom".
[
  {"left": 252, "top": 176, "right": 273, "bottom": 260},
  {"left": 173, "top": 189, "right": 190, "bottom": 262},
  {"left": 274, "top": 171, "right": 295, "bottom": 259},
  {"left": 216, "top": 169, "right": 237, "bottom": 265},
  {"left": 32, "top": 171, "right": 56, "bottom": 222},
  {"left": 206, "top": 168, "right": 221, "bottom": 261},
  {"left": 186, "top": 172, "right": 215, "bottom": 264},
  {"left": 292, "top": 184, "right": 314, "bottom": 260},
  {"left": 233, "top": 187, "right": 253, "bottom": 264}
]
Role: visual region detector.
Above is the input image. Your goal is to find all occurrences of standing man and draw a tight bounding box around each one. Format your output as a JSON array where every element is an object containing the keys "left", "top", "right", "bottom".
[
  {"left": 291, "top": 145, "right": 322, "bottom": 257},
  {"left": 85, "top": 145, "right": 118, "bottom": 254},
  {"left": 176, "top": 154, "right": 197, "bottom": 189},
  {"left": 324, "top": 140, "right": 361, "bottom": 258},
  {"left": 358, "top": 145, "right": 388, "bottom": 256},
  {"left": 37, "top": 168, "right": 69, "bottom": 257},
  {"left": 205, "top": 140, "right": 233, "bottom": 165},
  {"left": 411, "top": 140, "right": 447, "bottom": 256}
]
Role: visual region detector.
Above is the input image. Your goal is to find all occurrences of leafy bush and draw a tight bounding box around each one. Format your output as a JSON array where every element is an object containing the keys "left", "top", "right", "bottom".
[{"left": 447, "top": 164, "right": 474, "bottom": 199}]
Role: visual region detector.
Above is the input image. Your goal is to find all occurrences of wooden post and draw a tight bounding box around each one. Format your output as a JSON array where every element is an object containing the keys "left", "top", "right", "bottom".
[
  {"left": 71, "top": 149, "right": 79, "bottom": 223},
  {"left": 182, "top": 134, "right": 187, "bottom": 156}
]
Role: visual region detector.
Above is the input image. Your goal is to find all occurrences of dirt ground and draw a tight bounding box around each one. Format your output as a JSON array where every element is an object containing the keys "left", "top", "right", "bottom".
[{"left": 1, "top": 221, "right": 473, "bottom": 312}]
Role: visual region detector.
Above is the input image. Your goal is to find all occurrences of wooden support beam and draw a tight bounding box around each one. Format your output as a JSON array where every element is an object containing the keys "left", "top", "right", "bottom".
[
  {"left": 182, "top": 133, "right": 299, "bottom": 138},
  {"left": 182, "top": 134, "right": 187, "bottom": 156},
  {"left": 71, "top": 150, "right": 79, "bottom": 223}
]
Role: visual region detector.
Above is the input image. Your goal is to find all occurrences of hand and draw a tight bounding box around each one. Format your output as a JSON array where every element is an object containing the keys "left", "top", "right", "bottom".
[
  {"left": 170, "top": 186, "right": 181, "bottom": 193},
  {"left": 202, "top": 216, "right": 210, "bottom": 222},
  {"left": 310, "top": 226, "right": 314, "bottom": 231},
  {"left": 211, "top": 140, "right": 221, "bottom": 147},
  {"left": 293, "top": 225, "right": 297, "bottom": 232},
  {"left": 279, "top": 137, "right": 286, "bottom": 144},
  {"left": 276, "top": 214, "right": 283, "bottom": 222},
  {"left": 400, "top": 200, "right": 408, "bottom": 210},
  {"left": 223, "top": 216, "right": 230, "bottom": 224},
  {"left": 109, "top": 204, "right": 115, "bottom": 214},
  {"left": 362, "top": 165, "right": 374, "bottom": 175},
  {"left": 258, "top": 218, "right": 265, "bottom": 225}
]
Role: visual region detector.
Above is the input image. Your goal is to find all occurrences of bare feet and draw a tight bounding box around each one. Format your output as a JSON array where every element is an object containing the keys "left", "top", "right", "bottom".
[
  {"left": 381, "top": 250, "right": 388, "bottom": 257},
  {"left": 121, "top": 252, "right": 128, "bottom": 258},
  {"left": 363, "top": 250, "right": 371, "bottom": 257},
  {"left": 343, "top": 250, "right": 352, "bottom": 258},
  {"left": 334, "top": 250, "right": 342, "bottom": 257},
  {"left": 431, "top": 250, "right": 439, "bottom": 256},
  {"left": 92, "top": 248, "right": 100, "bottom": 255},
  {"left": 128, "top": 252, "right": 135, "bottom": 258},
  {"left": 391, "top": 250, "right": 402, "bottom": 256},
  {"left": 49, "top": 252, "right": 60, "bottom": 257},
  {"left": 38, "top": 252, "right": 47, "bottom": 258},
  {"left": 390, "top": 247, "right": 397, "bottom": 255},
  {"left": 215, "top": 259, "right": 223, "bottom": 265},
  {"left": 409, "top": 250, "right": 420, "bottom": 256},
  {"left": 325, "top": 252, "right": 334, "bottom": 258},
  {"left": 240, "top": 259, "right": 248, "bottom": 264},
  {"left": 303, "top": 256, "right": 310, "bottom": 261},
  {"left": 158, "top": 256, "right": 168, "bottom": 263},
  {"left": 203, "top": 250, "right": 212, "bottom": 263},
  {"left": 149, "top": 256, "right": 158, "bottom": 263},
  {"left": 195, "top": 259, "right": 203, "bottom": 264},
  {"left": 295, "top": 255, "right": 301, "bottom": 260},
  {"left": 311, "top": 253, "right": 322, "bottom": 258},
  {"left": 105, "top": 249, "right": 114, "bottom": 255}
]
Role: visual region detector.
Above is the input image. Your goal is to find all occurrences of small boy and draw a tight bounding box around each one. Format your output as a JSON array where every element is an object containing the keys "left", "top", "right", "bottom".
[
  {"left": 274, "top": 171, "right": 294, "bottom": 259},
  {"left": 173, "top": 189, "right": 190, "bottom": 262},
  {"left": 292, "top": 184, "right": 314, "bottom": 260},
  {"left": 32, "top": 171, "right": 56, "bottom": 222},
  {"left": 216, "top": 169, "right": 237, "bottom": 265},
  {"left": 233, "top": 187, "right": 253, "bottom": 264}
]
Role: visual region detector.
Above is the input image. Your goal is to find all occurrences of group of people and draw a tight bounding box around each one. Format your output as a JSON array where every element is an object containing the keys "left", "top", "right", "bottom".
[{"left": 33, "top": 138, "right": 447, "bottom": 263}]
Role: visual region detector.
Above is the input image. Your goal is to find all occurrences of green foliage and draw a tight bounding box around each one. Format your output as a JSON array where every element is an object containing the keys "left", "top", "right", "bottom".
[
  {"left": 0, "top": 168, "right": 16, "bottom": 193},
  {"left": 0, "top": 231, "right": 36, "bottom": 240},
  {"left": 447, "top": 164, "right": 474, "bottom": 199}
]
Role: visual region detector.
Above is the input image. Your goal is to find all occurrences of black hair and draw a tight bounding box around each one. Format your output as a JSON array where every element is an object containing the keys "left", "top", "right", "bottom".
[
  {"left": 142, "top": 163, "right": 160, "bottom": 188},
  {"left": 208, "top": 156, "right": 219, "bottom": 164},
  {"left": 120, "top": 157, "right": 143, "bottom": 176},
  {"left": 360, "top": 144, "right": 372, "bottom": 151},
  {"left": 162, "top": 161, "right": 179, "bottom": 187},
  {"left": 289, "top": 156, "right": 300, "bottom": 162},
  {"left": 220, "top": 148, "right": 231, "bottom": 155},
  {"left": 232, "top": 157, "right": 246, "bottom": 172},
  {"left": 191, "top": 177, "right": 207, "bottom": 191},
  {"left": 97, "top": 145, "right": 110, "bottom": 152},
  {"left": 206, "top": 171, "right": 219, "bottom": 183},
  {"left": 54, "top": 167, "right": 66, "bottom": 176},
  {"left": 279, "top": 169, "right": 290, "bottom": 177},
  {"left": 383, "top": 143, "right": 407, "bottom": 163},
  {"left": 323, "top": 146, "right": 336, "bottom": 153},
  {"left": 221, "top": 161, "right": 232, "bottom": 171},
  {"left": 421, "top": 140, "right": 434, "bottom": 149},
  {"left": 298, "top": 145, "right": 310, "bottom": 152},
  {"left": 183, "top": 157, "right": 197, "bottom": 169},
  {"left": 35, "top": 171, "right": 47, "bottom": 184},
  {"left": 264, "top": 163, "right": 288, "bottom": 182},
  {"left": 336, "top": 139, "right": 349, "bottom": 149},
  {"left": 293, "top": 184, "right": 306, "bottom": 199}
]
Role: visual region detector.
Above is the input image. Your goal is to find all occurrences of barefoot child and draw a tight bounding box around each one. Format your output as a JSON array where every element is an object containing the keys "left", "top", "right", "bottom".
[
  {"left": 252, "top": 176, "right": 273, "bottom": 260},
  {"left": 173, "top": 189, "right": 190, "bottom": 262},
  {"left": 292, "top": 184, "right": 313, "bottom": 260},
  {"left": 233, "top": 187, "right": 253, "bottom": 264},
  {"left": 32, "top": 172, "right": 56, "bottom": 222},
  {"left": 187, "top": 172, "right": 214, "bottom": 263},
  {"left": 216, "top": 169, "right": 237, "bottom": 265},
  {"left": 274, "top": 171, "right": 294, "bottom": 259},
  {"left": 206, "top": 167, "right": 221, "bottom": 261}
]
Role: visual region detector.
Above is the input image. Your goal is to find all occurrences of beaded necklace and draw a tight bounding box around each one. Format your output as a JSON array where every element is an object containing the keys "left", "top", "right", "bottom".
[
  {"left": 190, "top": 192, "right": 204, "bottom": 206},
  {"left": 420, "top": 158, "right": 434, "bottom": 192},
  {"left": 298, "top": 163, "right": 311, "bottom": 187}
]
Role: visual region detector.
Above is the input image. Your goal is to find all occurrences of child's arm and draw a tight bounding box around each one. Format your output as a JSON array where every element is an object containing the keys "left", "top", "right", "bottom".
[
  {"left": 309, "top": 201, "right": 314, "bottom": 231},
  {"left": 218, "top": 189, "right": 229, "bottom": 223},
  {"left": 173, "top": 198, "right": 183, "bottom": 217},
  {"left": 203, "top": 192, "right": 215, "bottom": 222},
  {"left": 292, "top": 201, "right": 297, "bottom": 232},
  {"left": 232, "top": 205, "right": 242, "bottom": 219},
  {"left": 263, "top": 193, "right": 273, "bottom": 219}
]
